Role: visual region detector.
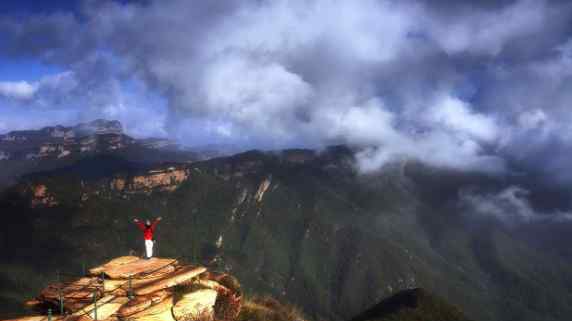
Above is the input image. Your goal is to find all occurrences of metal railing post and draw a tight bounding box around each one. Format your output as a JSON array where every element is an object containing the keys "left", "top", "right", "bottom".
[
  {"left": 59, "top": 288, "right": 64, "bottom": 315},
  {"left": 56, "top": 269, "right": 64, "bottom": 315},
  {"left": 128, "top": 275, "right": 133, "bottom": 300},
  {"left": 93, "top": 290, "right": 98, "bottom": 321},
  {"left": 100, "top": 272, "right": 105, "bottom": 293}
]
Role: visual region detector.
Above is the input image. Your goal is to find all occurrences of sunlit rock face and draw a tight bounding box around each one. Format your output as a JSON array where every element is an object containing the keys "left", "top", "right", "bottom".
[
  {"left": 25, "top": 164, "right": 192, "bottom": 207},
  {"left": 108, "top": 167, "right": 191, "bottom": 195},
  {"left": 129, "top": 167, "right": 190, "bottom": 193},
  {"left": 28, "top": 184, "right": 59, "bottom": 208},
  {"left": 254, "top": 177, "right": 271, "bottom": 202}
]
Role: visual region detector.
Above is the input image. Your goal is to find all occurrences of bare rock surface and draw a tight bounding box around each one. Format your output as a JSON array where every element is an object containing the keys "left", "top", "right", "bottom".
[
  {"left": 172, "top": 289, "right": 217, "bottom": 320},
  {"left": 134, "top": 266, "right": 207, "bottom": 296},
  {"left": 97, "top": 258, "right": 178, "bottom": 279},
  {"left": 89, "top": 256, "right": 140, "bottom": 275},
  {"left": 6, "top": 257, "right": 241, "bottom": 321}
]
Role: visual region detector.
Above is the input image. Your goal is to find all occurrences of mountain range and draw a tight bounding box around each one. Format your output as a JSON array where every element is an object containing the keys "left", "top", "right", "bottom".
[
  {"left": 1, "top": 120, "right": 572, "bottom": 321},
  {"left": 0, "top": 120, "right": 204, "bottom": 190}
]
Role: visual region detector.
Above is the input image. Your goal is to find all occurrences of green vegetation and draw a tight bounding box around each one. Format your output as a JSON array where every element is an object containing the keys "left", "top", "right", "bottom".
[
  {"left": 1, "top": 149, "right": 572, "bottom": 321},
  {"left": 238, "top": 296, "right": 306, "bottom": 321}
]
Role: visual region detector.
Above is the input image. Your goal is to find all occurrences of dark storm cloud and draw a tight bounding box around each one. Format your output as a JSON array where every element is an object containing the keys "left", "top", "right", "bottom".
[{"left": 1, "top": 0, "right": 572, "bottom": 177}]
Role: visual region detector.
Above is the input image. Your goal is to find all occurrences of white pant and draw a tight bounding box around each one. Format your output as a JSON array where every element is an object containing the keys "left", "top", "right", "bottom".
[{"left": 145, "top": 240, "right": 154, "bottom": 258}]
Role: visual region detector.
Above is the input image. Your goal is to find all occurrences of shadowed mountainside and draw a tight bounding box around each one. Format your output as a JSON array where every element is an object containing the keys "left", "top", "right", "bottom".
[
  {"left": 1, "top": 147, "right": 572, "bottom": 321},
  {"left": 350, "top": 288, "right": 472, "bottom": 321}
]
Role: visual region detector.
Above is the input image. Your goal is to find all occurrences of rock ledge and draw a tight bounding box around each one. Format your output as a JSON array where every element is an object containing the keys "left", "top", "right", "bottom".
[{"left": 8, "top": 256, "right": 242, "bottom": 321}]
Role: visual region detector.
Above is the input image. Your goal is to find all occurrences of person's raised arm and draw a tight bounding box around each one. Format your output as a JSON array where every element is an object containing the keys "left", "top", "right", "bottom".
[
  {"left": 133, "top": 218, "right": 145, "bottom": 231},
  {"left": 151, "top": 217, "right": 162, "bottom": 230}
]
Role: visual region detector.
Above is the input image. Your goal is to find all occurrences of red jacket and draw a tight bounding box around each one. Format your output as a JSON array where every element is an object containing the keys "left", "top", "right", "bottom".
[{"left": 136, "top": 220, "right": 160, "bottom": 240}]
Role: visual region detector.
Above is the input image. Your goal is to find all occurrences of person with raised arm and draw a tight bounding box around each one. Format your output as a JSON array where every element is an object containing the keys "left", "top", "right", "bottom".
[{"left": 133, "top": 217, "right": 162, "bottom": 259}]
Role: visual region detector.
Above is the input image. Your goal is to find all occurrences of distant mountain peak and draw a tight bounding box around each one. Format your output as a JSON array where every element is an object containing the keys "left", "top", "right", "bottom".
[{"left": 0, "top": 119, "right": 194, "bottom": 162}]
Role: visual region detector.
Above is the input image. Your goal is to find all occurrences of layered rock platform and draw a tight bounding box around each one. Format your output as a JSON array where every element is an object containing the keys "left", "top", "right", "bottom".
[{"left": 8, "top": 256, "right": 242, "bottom": 321}]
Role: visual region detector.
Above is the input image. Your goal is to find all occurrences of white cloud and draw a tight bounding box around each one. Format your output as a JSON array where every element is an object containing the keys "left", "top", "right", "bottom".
[
  {"left": 459, "top": 186, "right": 572, "bottom": 224},
  {"left": 0, "top": 80, "right": 38, "bottom": 99},
  {"left": 313, "top": 96, "right": 504, "bottom": 173},
  {"left": 517, "top": 109, "right": 548, "bottom": 130},
  {"left": 0, "top": 71, "right": 76, "bottom": 102},
  {"left": 4, "top": 0, "right": 572, "bottom": 178},
  {"left": 201, "top": 55, "right": 313, "bottom": 139},
  {"left": 427, "top": 95, "right": 499, "bottom": 142}
]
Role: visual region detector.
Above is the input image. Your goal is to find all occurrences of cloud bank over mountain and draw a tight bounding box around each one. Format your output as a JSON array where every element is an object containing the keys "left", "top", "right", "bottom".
[
  {"left": 1, "top": 0, "right": 572, "bottom": 177},
  {"left": 459, "top": 186, "right": 572, "bottom": 224}
]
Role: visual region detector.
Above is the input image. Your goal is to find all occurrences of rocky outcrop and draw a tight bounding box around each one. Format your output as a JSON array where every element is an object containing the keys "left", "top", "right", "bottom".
[
  {"left": 12, "top": 256, "right": 242, "bottom": 321},
  {"left": 26, "top": 165, "right": 192, "bottom": 207},
  {"left": 29, "top": 184, "right": 59, "bottom": 207},
  {"left": 135, "top": 266, "right": 207, "bottom": 295},
  {"left": 129, "top": 167, "right": 190, "bottom": 194},
  {"left": 254, "top": 177, "right": 271, "bottom": 202},
  {"left": 38, "top": 143, "right": 68, "bottom": 158},
  {"left": 107, "top": 167, "right": 191, "bottom": 195},
  {"left": 172, "top": 289, "right": 218, "bottom": 320}
]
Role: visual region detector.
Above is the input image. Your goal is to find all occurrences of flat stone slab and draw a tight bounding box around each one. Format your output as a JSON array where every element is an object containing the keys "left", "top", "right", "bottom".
[
  {"left": 99, "top": 258, "right": 178, "bottom": 279},
  {"left": 89, "top": 256, "right": 140, "bottom": 275},
  {"left": 71, "top": 295, "right": 116, "bottom": 317},
  {"left": 76, "top": 296, "right": 129, "bottom": 321},
  {"left": 128, "top": 296, "right": 176, "bottom": 321},
  {"left": 134, "top": 266, "right": 207, "bottom": 295},
  {"left": 4, "top": 317, "right": 62, "bottom": 321},
  {"left": 117, "top": 290, "right": 169, "bottom": 317}
]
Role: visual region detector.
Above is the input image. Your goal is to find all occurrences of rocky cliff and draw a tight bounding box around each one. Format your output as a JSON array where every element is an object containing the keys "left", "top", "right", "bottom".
[{"left": 22, "top": 163, "right": 192, "bottom": 208}]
